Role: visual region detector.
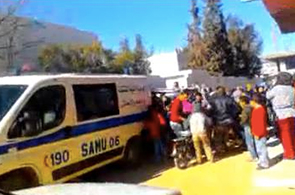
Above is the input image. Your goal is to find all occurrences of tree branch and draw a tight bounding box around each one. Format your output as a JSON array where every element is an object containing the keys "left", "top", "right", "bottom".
[
  {"left": 13, "top": 39, "right": 45, "bottom": 55},
  {"left": 0, "top": 18, "right": 28, "bottom": 40},
  {"left": 0, "top": 0, "right": 23, "bottom": 26}
]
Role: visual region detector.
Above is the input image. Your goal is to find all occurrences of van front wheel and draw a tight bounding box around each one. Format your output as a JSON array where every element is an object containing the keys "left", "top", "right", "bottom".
[
  {"left": 123, "top": 138, "right": 142, "bottom": 167},
  {"left": 0, "top": 168, "right": 39, "bottom": 191}
]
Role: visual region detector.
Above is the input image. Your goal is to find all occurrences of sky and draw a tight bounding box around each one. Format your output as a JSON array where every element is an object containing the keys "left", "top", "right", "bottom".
[{"left": 17, "top": 0, "right": 295, "bottom": 55}]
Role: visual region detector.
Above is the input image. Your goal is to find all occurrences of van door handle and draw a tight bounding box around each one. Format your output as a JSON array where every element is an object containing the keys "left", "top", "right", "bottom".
[{"left": 8, "top": 147, "right": 17, "bottom": 153}]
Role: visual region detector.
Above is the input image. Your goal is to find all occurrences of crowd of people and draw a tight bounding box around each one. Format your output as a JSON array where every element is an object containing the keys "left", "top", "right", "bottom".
[{"left": 144, "top": 72, "right": 295, "bottom": 170}]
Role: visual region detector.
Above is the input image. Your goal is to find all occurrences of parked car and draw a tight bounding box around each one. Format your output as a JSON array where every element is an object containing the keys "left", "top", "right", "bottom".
[{"left": 13, "top": 183, "right": 182, "bottom": 195}]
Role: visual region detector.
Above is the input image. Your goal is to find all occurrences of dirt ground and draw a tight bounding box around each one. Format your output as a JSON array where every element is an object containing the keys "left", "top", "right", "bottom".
[{"left": 80, "top": 139, "right": 295, "bottom": 195}]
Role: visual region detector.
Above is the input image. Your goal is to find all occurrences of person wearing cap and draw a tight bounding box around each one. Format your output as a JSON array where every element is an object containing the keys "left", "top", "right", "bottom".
[{"left": 245, "top": 83, "right": 255, "bottom": 99}]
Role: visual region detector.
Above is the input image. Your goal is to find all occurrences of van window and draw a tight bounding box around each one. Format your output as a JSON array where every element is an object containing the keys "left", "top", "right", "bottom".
[
  {"left": 0, "top": 85, "right": 27, "bottom": 121},
  {"left": 73, "top": 83, "right": 119, "bottom": 122},
  {"left": 8, "top": 85, "right": 66, "bottom": 139}
]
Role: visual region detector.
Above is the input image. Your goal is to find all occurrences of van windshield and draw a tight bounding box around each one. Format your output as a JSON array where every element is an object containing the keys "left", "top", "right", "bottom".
[{"left": 0, "top": 85, "right": 27, "bottom": 121}]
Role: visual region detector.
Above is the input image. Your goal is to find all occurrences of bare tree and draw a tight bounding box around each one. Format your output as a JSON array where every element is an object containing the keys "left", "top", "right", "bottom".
[{"left": 0, "top": 0, "right": 45, "bottom": 72}]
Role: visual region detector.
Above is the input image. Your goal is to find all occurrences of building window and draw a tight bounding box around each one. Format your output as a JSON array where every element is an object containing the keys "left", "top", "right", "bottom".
[
  {"left": 8, "top": 85, "right": 66, "bottom": 139},
  {"left": 73, "top": 83, "right": 119, "bottom": 122}
]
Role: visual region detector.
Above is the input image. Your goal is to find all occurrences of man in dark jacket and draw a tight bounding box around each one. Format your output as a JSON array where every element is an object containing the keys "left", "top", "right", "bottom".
[{"left": 209, "top": 86, "right": 240, "bottom": 153}]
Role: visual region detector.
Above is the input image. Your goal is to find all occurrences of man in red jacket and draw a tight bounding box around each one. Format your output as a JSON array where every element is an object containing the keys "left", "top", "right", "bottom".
[
  {"left": 169, "top": 92, "right": 187, "bottom": 137},
  {"left": 251, "top": 93, "right": 270, "bottom": 170}
]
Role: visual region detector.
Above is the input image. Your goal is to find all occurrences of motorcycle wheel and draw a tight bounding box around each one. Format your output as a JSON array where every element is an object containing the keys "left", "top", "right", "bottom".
[{"left": 174, "top": 156, "right": 188, "bottom": 169}]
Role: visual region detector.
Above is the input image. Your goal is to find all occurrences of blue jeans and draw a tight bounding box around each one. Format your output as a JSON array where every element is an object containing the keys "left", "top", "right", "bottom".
[
  {"left": 154, "top": 138, "right": 165, "bottom": 162},
  {"left": 170, "top": 121, "right": 183, "bottom": 138},
  {"left": 243, "top": 125, "right": 258, "bottom": 159},
  {"left": 255, "top": 137, "right": 270, "bottom": 168}
]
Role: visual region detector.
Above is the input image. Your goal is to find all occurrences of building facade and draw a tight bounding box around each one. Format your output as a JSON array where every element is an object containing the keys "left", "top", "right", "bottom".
[{"left": 261, "top": 52, "right": 295, "bottom": 77}]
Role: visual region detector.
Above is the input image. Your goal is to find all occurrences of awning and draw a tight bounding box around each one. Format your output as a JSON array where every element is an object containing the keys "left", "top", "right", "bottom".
[
  {"left": 263, "top": 52, "right": 295, "bottom": 61},
  {"left": 263, "top": 0, "right": 295, "bottom": 33}
]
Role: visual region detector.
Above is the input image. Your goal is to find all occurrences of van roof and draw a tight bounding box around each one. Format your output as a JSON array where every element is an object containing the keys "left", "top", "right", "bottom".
[{"left": 0, "top": 74, "right": 148, "bottom": 85}]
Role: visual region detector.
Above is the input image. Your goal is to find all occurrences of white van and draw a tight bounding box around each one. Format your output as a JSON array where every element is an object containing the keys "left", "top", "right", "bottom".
[{"left": 0, "top": 74, "right": 151, "bottom": 191}]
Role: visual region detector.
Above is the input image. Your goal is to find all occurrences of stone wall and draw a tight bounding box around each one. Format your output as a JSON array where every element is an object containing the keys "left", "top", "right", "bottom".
[{"left": 165, "top": 70, "right": 262, "bottom": 89}]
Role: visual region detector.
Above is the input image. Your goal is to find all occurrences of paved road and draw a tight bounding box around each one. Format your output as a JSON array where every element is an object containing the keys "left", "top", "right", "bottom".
[
  {"left": 80, "top": 158, "right": 175, "bottom": 184},
  {"left": 79, "top": 138, "right": 295, "bottom": 195}
]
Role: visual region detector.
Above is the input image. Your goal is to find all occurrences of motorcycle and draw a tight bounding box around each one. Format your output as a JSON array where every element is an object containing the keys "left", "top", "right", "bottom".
[{"left": 171, "top": 130, "right": 196, "bottom": 169}]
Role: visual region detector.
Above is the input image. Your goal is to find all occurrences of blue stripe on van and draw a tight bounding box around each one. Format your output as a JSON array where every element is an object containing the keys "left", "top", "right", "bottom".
[{"left": 0, "top": 111, "right": 147, "bottom": 155}]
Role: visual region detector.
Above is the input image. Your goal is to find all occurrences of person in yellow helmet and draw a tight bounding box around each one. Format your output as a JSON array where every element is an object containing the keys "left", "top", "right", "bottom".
[{"left": 245, "top": 83, "right": 254, "bottom": 98}]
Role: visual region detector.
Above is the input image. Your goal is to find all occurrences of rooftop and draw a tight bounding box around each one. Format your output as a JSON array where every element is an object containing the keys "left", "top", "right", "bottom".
[
  {"left": 263, "top": 0, "right": 295, "bottom": 33},
  {"left": 0, "top": 74, "right": 148, "bottom": 85}
]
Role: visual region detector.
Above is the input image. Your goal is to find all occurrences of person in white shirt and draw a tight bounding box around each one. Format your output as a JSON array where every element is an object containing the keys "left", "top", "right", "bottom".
[{"left": 190, "top": 92, "right": 214, "bottom": 164}]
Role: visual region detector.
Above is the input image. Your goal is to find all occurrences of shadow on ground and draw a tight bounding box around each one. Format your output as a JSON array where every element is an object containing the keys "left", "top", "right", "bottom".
[
  {"left": 213, "top": 146, "right": 246, "bottom": 162},
  {"left": 269, "top": 153, "right": 283, "bottom": 167},
  {"left": 76, "top": 138, "right": 283, "bottom": 184},
  {"left": 79, "top": 145, "right": 247, "bottom": 184},
  {"left": 80, "top": 159, "right": 174, "bottom": 184}
]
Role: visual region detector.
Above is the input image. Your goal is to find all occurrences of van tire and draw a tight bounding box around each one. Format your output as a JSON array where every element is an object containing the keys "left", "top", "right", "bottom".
[
  {"left": 0, "top": 168, "right": 39, "bottom": 191},
  {"left": 123, "top": 137, "right": 142, "bottom": 167}
]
